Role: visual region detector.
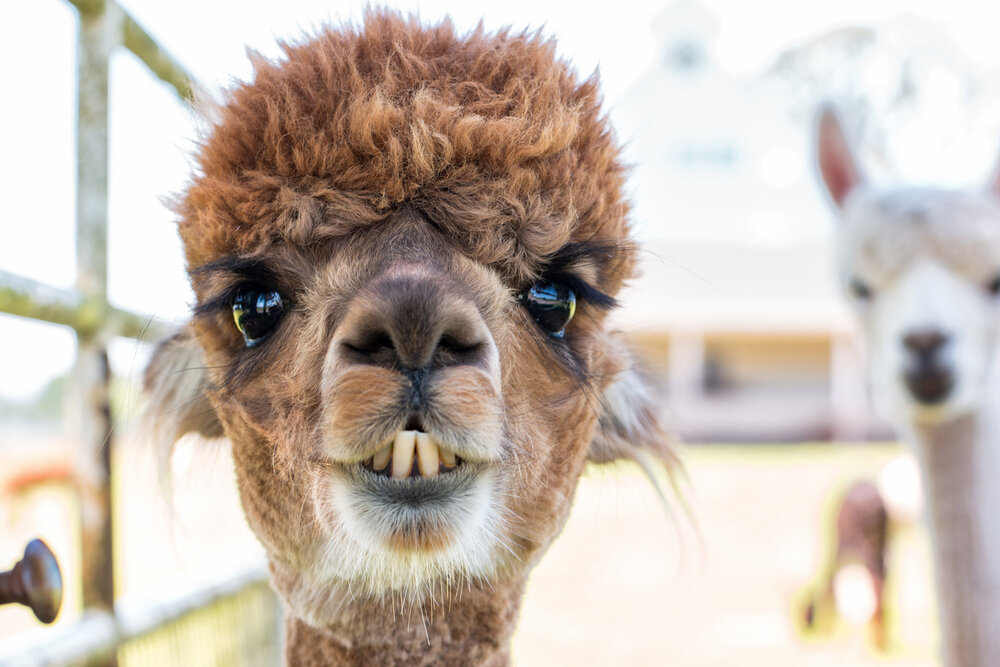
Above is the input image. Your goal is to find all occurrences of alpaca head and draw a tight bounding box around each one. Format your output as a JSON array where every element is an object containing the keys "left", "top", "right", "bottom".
[
  {"left": 145, "top": 12, "right": 672, "bottom": 627},
  {"left": 817, "top": 108, "right": 1000, "bottom": 424}
]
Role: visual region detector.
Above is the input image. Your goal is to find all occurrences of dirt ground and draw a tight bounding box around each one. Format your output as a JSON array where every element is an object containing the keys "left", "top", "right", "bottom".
[
  {"left": 514, "top": 444, "right": 937, "bottom": 666},
  {"left": 1, "top": 441, "right": 938, "bottom": 665}
]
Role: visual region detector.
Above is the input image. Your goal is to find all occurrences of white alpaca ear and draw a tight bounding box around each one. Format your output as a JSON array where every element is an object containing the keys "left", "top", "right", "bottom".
[
  {"left": 588, "top": 355, "right": 677, "bottom": 472},
  {"left": 143, "top": 326, "right": 224, "bottom": 448},
  {"left": 987, "top": 147, "right": 1000, "bottom": 199},
  {"left": 817, "top": 107, "right": 864, "bottom": 208}
]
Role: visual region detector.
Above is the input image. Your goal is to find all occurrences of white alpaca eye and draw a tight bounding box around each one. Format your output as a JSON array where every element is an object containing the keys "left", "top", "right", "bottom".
[
  {"left": 518, "top": 281, "right": 576, "bottom": 337},
  {"left": 232, "top": 285, "right": 285, "bottom": 346},
  {"left": 848, "top": 276, "right": 873, "bottom": 301},
  {"left": 986, "top": 274, "right": 1000, "bottom": 297}
]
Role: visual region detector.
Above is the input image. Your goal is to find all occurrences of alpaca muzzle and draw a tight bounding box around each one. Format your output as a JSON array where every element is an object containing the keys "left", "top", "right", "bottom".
[{"left": 320, "top": 263, "right": 505, "bottom": 469}]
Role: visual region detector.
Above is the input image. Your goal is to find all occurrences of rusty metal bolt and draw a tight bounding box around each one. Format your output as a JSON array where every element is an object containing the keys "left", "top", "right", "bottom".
[{"left": 0, "top": 539, "right": 63, "bottom": 624}]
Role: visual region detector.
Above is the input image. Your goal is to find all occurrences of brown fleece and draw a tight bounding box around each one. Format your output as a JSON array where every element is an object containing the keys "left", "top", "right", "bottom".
[
  {"left": 283, "top": 578, "right": 524, "bottom": 666},
  {"left": 145, "top": 9, "right": 676, "bottom": 666},
  {"left": 178, "top": 10, "right": 632, "bottom": 289}
]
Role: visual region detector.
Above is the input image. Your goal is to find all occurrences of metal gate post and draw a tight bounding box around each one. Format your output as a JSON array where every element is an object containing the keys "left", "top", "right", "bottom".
[{"left": 74, "top": 0, "right": 117, "bottom": 632}]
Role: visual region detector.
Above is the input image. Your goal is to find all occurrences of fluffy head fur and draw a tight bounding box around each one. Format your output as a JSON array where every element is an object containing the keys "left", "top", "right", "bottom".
[
  {"left": 177, "top": 12, "right": 631, "bottom": 287},
  {"left": 146, "top": 11, "right": 674, "bottom": 664}
]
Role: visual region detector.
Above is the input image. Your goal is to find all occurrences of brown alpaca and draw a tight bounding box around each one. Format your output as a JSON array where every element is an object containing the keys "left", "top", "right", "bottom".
[
  {"left": 144, "top": 11, "right": 675, "bottom": 665},
  {"left": 804, "top": 481, "right": 889, "bottom": 649}
]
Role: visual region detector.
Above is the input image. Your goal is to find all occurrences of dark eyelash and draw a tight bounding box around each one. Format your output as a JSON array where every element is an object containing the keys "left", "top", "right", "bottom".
[
  {"left": 193, "top": 283, "right": 248, "bottom": 320},
  {"left": 190, "top": 256, "right": 286, "bottom": 321},
  {"left": 193, "top": 281, "right": 295, "bottom": 323},
  {"left": 190, "top": 256, "right": 280, "bottom": 283},
  {"left": 532, "top": 240, "right": 623, "bottom": 311},
  {"left": 540, "top": 272, "right": 617, "bottom": 311},
  {"left": 545, "top": 240, "right": 622, "bottom": 273}
]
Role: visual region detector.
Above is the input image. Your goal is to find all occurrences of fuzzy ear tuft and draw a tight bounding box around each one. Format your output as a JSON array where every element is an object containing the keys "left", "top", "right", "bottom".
[
  {"left": 589, "top": 342, "right": 680, "bottom": 479},
  {"left": 143, "top": 326, "right": 223, "bottom": 454},
  {"left": 816, "top": 106, "right": 865, "bottom": 209}
]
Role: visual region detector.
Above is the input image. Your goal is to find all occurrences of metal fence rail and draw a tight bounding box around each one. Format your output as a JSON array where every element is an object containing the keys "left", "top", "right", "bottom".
[
  {"left": 0, "top": 270, "right": 165, "bottom": 341},
  {"left": 1, "top": 1, "right": 281, "bottom": 663},
  {"left": 0, "top": 562, "right": 281, "bottom": 666}
]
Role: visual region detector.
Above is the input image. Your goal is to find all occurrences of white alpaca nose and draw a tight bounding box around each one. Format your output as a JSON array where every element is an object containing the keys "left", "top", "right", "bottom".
[{"left": 900, "top": 327, "right": 954, "bottom": 405}]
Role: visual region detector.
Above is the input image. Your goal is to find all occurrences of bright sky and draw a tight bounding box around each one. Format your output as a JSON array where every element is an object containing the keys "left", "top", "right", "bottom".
[{"left": 2, "top": 0, "right": 1000, "bottom": 400}]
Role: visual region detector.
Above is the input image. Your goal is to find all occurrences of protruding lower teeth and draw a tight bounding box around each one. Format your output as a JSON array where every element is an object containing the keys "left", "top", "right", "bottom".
[
  {"left": 372, "top": 443, "right": 392, "bottom": 471},
  {"left": 415, "top": 432, "right": 439, "bottom": 478},
  {"left": 392, "top": 431, "right": 417, "bottom": 479},
  {"left": 440, "top": 446, "right": 457, "bottom": 469},
  {"left": 367, "top": 431, "right": 460, "bottom": 479}
]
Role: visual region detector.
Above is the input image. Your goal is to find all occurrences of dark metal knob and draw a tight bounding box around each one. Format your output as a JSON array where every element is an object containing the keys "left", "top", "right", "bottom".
[{"left": 0, "top": 539, "right": 63, "bottom": 623}]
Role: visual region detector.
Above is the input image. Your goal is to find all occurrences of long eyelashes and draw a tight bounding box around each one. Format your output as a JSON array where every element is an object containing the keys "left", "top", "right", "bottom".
[{"left": 549, "top": 272, "right": 616, "bottom": 311}]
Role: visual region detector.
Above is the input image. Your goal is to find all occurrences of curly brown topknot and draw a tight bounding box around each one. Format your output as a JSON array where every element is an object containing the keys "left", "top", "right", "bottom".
[{"left": 178, "top": 10, "right": 632, "bottom": 287}]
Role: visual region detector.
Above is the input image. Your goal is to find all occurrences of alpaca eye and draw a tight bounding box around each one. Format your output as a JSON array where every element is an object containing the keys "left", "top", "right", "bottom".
[
  {"left": 518, "top": 280, "right": 576, "bottom": 338},
  {"left": 986, "top": 274, "right": 1000, "bottom": 297},
  {"left": 232, "top": 285, "right": 285, "bottom": 346},
  {"left": 848, "top": 276, "right": 873, "bottom": 301}
]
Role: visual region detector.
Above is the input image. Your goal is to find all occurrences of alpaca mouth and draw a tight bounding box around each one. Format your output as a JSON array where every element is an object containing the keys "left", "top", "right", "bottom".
[
  {"left": 324, "top": 423, "right": 498, "bottom": 554},
  {"left": 341, "top": 445, "right": 492, "bottom": 553},
  {"left": 362, "top": 430, "right": 464, "bottom": 479}
]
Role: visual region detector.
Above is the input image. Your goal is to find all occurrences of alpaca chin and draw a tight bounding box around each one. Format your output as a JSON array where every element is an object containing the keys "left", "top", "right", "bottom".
[
  {"left": 298, "top": 464, "right": 507, "bottom": 614},
  {"left": 894, "top": 385, "right": 979, "bottom": 426}
]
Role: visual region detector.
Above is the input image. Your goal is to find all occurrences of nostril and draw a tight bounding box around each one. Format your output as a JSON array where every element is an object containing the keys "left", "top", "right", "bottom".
[
  {"left": 438, "top": 334, "right": 483, "bottom": 355},
  {"left": 339, "top": 273, "right": 493, "bottom": 370},
  {"left": 902, "top": 329, "right": 950, "bottom": 358},
  {"left": 352, "top": 331, "right": 394, "bottom": 354},
  {"left": 341, "top": 330, "right": 395, "bottom": 364},
  {"left": 434, "top": 334, "right": 486, "bottom": 367}
]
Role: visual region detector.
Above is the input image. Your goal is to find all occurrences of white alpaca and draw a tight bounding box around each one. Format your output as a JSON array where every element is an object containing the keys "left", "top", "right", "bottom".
[{"left": 817, "top": 108, "right": 1000, "bottom": 666}]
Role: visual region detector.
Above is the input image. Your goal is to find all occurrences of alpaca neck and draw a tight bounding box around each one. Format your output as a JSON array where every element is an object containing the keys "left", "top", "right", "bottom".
[
  {"left": 283, "top": 577, "right": 525, "bottom": 666},
  {"left": 909, "top": 405, "right": 1000, "bottom": 666}
]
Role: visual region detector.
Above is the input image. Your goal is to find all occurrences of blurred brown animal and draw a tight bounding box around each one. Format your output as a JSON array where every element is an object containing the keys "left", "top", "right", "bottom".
[
  {"left": 144, "top": 10, "right": 676, "bottom": 666},
  {"left": 804, "top": 480, "right": 889, "bottom": 649}
]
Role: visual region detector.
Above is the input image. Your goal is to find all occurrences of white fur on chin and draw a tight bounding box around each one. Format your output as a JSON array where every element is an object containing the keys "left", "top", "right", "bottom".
[{"left": 287, "top": 467, "right": 510, "bottom": 626}]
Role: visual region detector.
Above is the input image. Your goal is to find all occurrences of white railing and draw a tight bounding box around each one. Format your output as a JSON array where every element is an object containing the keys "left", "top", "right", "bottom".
[{"left": 1, "top": 2, "right": 280, "bottom": 663}]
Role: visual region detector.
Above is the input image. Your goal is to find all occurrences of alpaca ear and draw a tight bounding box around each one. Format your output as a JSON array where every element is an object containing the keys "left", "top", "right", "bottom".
[
  {"left": 816, "top": 106, "right": 864, "bottom": 208},
  {"left": 588, "top": 349, "right": 677, "bottom": 472},
  {"left": 143, "top": 326, "right": 223, "bottom": 448},
  {"left": 987, "top": 147, "right": 1000, "bottom": 199}
]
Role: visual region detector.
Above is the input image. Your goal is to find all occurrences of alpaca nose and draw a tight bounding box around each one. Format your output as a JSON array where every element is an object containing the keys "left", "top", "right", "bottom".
[
  {"left": 339, "top": 274, "right": 491, "bottom": 373},
  {"left": 901, "top": 328, "right": 954, "bottom": 405},
  {"left": 902, "top": 329, "right": 950, "bottom": 360}
]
